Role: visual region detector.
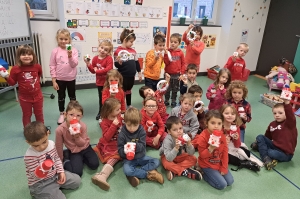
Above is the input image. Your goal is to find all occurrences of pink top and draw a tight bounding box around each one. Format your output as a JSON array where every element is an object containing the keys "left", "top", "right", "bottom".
[
  {"left": 55, "top": 121, "right": 90, "bottom": 161},
  {"left": 49, "top": 47, "right": 78, "bottom": 81}
]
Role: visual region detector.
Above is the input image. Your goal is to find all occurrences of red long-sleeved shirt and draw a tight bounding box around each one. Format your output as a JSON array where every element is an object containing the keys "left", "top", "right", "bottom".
[
  {"left": 164, "top": 48, "right": 185, "bottom": 75},
  {"left": 206, "top": 83, "right": 227, "bottom": 110},
  {"left": 224, "top": 56, "right": 246, "bottom": 81},
  {"left": 223, "top": 127, "right": 241, "bottom": 148},
  {"left": 102, "top": 88, "right": 126, "bottom": 112},
  {"left": 182, "top": 32, "right": 205, "bottom": 67},
  {"left": 265, "top": 104, "right": 298, "bottom": 155},
  {"left": 87, "top": 55, "right": 113, "bottom": 86},
  {"left": 140, "top": 109, "right": 165, "bottom": 137}
]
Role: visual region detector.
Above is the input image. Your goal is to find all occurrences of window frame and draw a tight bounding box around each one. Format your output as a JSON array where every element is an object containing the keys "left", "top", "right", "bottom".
[{"left": 26, "top": 0, "right": 58, "bottom": 20}]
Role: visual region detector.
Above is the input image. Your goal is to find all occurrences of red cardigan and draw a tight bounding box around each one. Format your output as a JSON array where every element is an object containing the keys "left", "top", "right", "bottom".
[
  {"left": 140, "top": 109, "right": 165, "bottom": 137},
  {"left": 102, "top": 88, "right": 126, "bottom": 112}
]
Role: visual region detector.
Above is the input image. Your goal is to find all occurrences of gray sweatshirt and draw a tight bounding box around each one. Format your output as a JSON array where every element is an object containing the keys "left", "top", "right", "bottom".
[
  {"left": 170, "top": 106, "right": 200, "bottom": 139},
  {"left": 159, "top": 134, "right": 195, "bottom": 162}
]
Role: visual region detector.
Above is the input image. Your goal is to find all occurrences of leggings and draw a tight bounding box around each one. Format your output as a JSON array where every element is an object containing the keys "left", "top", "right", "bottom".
[
  {"left": 56, "top": 79, "right": 76, "bottom": 112},
  {"left": 97, "top": 86, "right": 103, "bottom": 113},
  {"left": 122, "top": 76, "right": 135, "bottom": 106}
]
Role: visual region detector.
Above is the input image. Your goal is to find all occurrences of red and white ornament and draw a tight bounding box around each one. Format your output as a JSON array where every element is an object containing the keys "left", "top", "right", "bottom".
[
  {"left": 208, "top": 130, "right": 222, "bottom": 147},
  {"left": 109, "top": 81, "right": 119, "bottom": 94},
  {"left": 69, "top": 119, "right": 81, "bottom": 135},
  {"left": 124, "top": 142, "right": 136, "bottom": 160}
]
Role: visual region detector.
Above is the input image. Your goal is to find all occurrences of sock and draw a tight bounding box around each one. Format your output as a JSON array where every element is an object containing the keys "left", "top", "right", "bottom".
[{"left": 181, "top": 169, "right": 188, "bottom": 177}]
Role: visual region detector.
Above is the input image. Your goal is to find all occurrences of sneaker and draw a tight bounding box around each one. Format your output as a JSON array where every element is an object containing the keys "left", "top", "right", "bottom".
[
  {"left": 147, "top": 170, "right": 164, "bottom": 184},
  {"left": 96, "top": 113, "right": 101, "bottom": 120},
  {"left": 57, "top": 112, "right": 64, "bottom": 125},
  {"left": 264, "top": 156, "right": 278, "bottom": 170},
  {"left": 250, "top": 141, "right": 258, "bottom": 151},
  {"left": 164, "top": 101, "right": 170, "bottom": 106},
  {"left": 126, "top": 176, "right": 139, "bottom": 187},
  {"left": 171, "top": 102, "right": 177, "bottom": 108},
  {"left": 186, "top": 168, "right": 202, "bottom": 180},
  {"left": 166, "top": 170, "right": 174, "bottom": 181}
]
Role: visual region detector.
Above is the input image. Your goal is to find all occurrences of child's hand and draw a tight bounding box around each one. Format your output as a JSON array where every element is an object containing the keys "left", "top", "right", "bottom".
[
  {"left": 164, "top": 47, "right": 168, "bottom": 53},
  {"left": 116, "top": 57, "right": 123, "bottom": 65},
  {"left": 186, "top": 139, "right": 192, "bottom": 146},
  {"left": 94, "top": 67, "right": 98, "bottom": 72},
  {"left": 112, "top": 117, "right": 119, "bottom": 125},
  {"left": 175, "top": 139, "right": 181, "bottom": 150},
  {"left": 57, "top": 172, "right": 66, "bottom": 184},
  {"left": 220, "top": 172, "right": 225, "bottom": 175},
  {"left": 232, "top": 133, "right": 239, "bottom": 140},
  {"left": 240, "top": 114, "right": 247, "bottom": 120},
  {"left": 67, "top": 50, "right": 72, "bottom": 58},
  {"left": 190, "top": 40, "right": 194, "bottom": 46},
  {"left": 283, "top": 99, "right": 290, "bottom": 104},
  {"left": 152, "top": 135, "right": 161, "bottom": 146},
  {"left": 188, "top": 24, "right": 194, "bottom": 31},
  {"left": 226, "top": 135, "right": 231, "bottom": 144},
  {"left": 165, "top": 73, "right": 170, "bottom": 82},
  {"left": 138, "top": 72, "right": 142, "bottom": 82},
  {"left": 208, "top": 145, "right": 216, "bottom": 153},
  {"left": 182, "top": 77, "right": 188, "bottom": 85},
  {"left": 52, "top": 81, "right": 59, "bottom": 90},
  {"left": 231, "top": 56, "right": 236, "bottom": 62},
  {"left": 83, "top": 57, "right": 90, "bottom": 65},
  {"left": 73, "top": 134, "right": 80, "bottom": 139},
  {"left": 219, "top": 84, "right": 224, "bottom": 90}
]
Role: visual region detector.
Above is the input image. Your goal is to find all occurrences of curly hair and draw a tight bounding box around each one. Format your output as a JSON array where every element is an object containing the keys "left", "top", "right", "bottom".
[
  {"left": 103, "top": 69, "right": 123, "bottom": 89},
  {"left": 225, "top": 80, "right": 248, "bottom": 99},
  {"left": 219, "top": 104, "right": 243, "bottom": 127}
]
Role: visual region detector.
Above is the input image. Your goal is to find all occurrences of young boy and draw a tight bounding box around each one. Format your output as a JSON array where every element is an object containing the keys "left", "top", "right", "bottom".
[
  {"left": 180, "top": 64, "right": 199, "bottom": 95},
  {"left": 144, "top": 34, "right": 166, "bottom": 91},
  {"left": 117, "top": 107, "right": 164, "bottom": 187},
  {"left": 251, "top": 99, "right": 298, "bottom": 170},
  {"left": 139, "top": 73, "right": 170, "bottom": 123},
  {"left": 24, "top": 121, "right": 81, "bottom": 199},
  {"left": 164, "top": 33, "right": 185, "bottom": 108},
  {"left": 224, "top": 43, "right": 249, "bottom": 81},
  {"left": 159, "top": 116, "right": 202, "bottom": 181}
]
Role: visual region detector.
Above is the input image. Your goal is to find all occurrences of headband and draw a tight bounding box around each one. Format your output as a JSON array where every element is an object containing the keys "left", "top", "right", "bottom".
[{"left": 124, "top": 32, "right": 134, "bottom": 40}]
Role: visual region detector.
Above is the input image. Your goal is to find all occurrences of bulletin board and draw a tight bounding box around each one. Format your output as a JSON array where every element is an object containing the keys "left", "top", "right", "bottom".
[{"left": 59, "top": 0, "right": 170, "bottom": 84}]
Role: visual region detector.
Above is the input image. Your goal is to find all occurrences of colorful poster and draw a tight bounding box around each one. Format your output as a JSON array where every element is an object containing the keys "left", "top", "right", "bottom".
[
  {"left": 73, "top": 2, "right": 85, "bottom": 15},
  {"left": 201, "top": 34, "right": 217, "bottom": 48},
  {"left": 124, "top": 0, "right": 131, "bottom": 5},
  {"left": 85, "top": 2, "right": 101, "bottom": 15},
  {"left": 135, "top": 33, "right": 151, "bottom": 44},
  {"left": 69, "top": 29, "right": 86, "bottom": 42},
  {"left": 240, "top": 29, "right": 249, "bottom": 43},
  {"left": 98, "top": 32, "right": 112, "bottom": 44},
  {"left": 136, "top": 0, "right": 143, "bottom": 5},
  {"left": 153, "top": 27, "right": 167, "bottom": 37}
]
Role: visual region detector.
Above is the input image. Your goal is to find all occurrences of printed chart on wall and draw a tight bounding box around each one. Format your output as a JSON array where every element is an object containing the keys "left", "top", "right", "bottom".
[
  {"left": 202, "top": 34, "right": 217, "bottom": 48},
  {"left": 117, "top": 32, "right": 151, "bottom": 45},
  {"left": 240, "top": 29, "right": 249, "bottom": 42},
  {"left": 69, "top": 29, "right": 86, "bottom": 42}
]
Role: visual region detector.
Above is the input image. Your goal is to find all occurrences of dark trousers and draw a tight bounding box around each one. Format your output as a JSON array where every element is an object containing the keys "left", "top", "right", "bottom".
[
  {"left": 123, "top": 76, "right": 135, "bottom": 106},
  {"left": 165, "top": 74, "right": 180, "bottom": 102},
  {"left": 145, "top": 77, "right": 159, "bottom": 91},
  {"left": 64, "top": 145, "right": 99, "bottom": 177},
  {"left": 97, "top": 86, "right": 103, "bottom": 113},
  {"left": 56, "top": 79, "right": 76, "bottom": 112}
]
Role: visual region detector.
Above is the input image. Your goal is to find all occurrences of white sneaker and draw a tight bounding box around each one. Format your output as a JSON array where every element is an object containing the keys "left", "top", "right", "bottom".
[{"left": 57, "top": 112, "right": 65, "bottom": 125}]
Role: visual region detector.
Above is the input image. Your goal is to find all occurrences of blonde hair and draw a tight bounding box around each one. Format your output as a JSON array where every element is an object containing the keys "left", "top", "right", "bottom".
[
  {"left": 15, "top": 45, "right": 37, "bottom": 66},
  {"left": 56, "top": 29, "right": 72, "bottom": 45},
  {"left": 225, "top": 80, "right": 248, "bottom": 99},
  {"left": 101, "top": 98, "right": 121, "bottom": 119},
  {"left": 99, "top": 40, "right": 113, "bottom": 55},
  {"left": 124, "top": 107, "right": 141, "bottom": 125},
  {"left": 219, "top": 104, "right": 243, "bottom": 126},
  {"left": 103, "top": 69, "right": 123, "bottom": 89},
  {"left": 143, "top": 96, "right": 157, "bottom": 106},
  {"left": 237, "top": 43, "right": 249, "bottom": 52},
  {"left": 180, "top": 93, "right": 195, "bottom": 104}
]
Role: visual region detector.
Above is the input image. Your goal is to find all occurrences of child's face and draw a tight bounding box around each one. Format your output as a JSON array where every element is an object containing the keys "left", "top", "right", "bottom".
[
  {"left": 28, "top": 133, "right": 49, "bottom": 152},
  {"left": 65, "top": 108, "right": 83, "bottom": 125},
  {"left": 194, "top": 31, "right": 201, "bottom": 40},
  {"left": 108, "top": 76, "right": 119, "bottom": 85},
  {"left": 170, "top": 37, "right": 180, "bottom": 49},
  {"left": 20, "top": 53, "right": 33, "bottom": 65},
  {"left": 237, "top": 46, "right": 248, "bottom": 58},
  {"left": 112, "top": 104, "right": 121, "bottom": 117},
  {"left": 273, "top": 107, "right": 286, "bottom": 122},
  {"left": 187, "top": 69, "right": 197, "bottom": 81},
  {"left": 232, "top": 88, "right": 244, "bottom": 102},
  {"left": 181, "top": 98, "right": 193, "bottom": 113},
  {"left": 154, "top": 42, "right": 165, "bottom": 52},
  {"left": 98, "top": 44, "right": 111, "bottom": 57},
  {"left": 168, "top": 123, "right": 183, "bottom": 139},
  {"left": 222, "top": 107, "right": 236, "bottom": 124},
  {"left": 124, "top": 38, "right": 135, "bottom": 48},
  {"left": 143, "top": 88, "right": 154, "bottom": 97},
  {"left": 219, "top": 72, "right": 229, "bottom": 84},
  {"left": 57, "top": 34, "right": 70, "bottom": 49},
  {"left": 207, "top": 117, "right": 223, "bottom": 133},
  {"left": 125, "top": 123, "right": 139, "bottom": 133},
  {"left": 144, "top": 100, "right": 157, "bottom": 116},
  {"left": 193, "top": 92, "right": 202, "bottom": 101}
]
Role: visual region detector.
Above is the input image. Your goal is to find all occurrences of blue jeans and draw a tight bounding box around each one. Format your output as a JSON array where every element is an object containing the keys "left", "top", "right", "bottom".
[
  {"left": 123, "top": 156, "right": 160, "bottom": 179},
  {"left": 201, "top": 168, "right": 234, "bottom": 190},
  {"left": 256, "top": 134, "right": 293, "bottom": 162},
  {"left": 240, "top": 128, "right": 245, "bottom": 143}
]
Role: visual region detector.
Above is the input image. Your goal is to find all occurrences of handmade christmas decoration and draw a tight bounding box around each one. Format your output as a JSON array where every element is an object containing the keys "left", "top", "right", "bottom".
[
  {"left": 208, "top": 130, "right": 222, "bottom": 147},
  {"left": 194, "top": 100, "right": 204, "bottom": 111},
  {"left": 229, "top": 124, "right": 238, "bottom": 137},
  {"left": 84, "top": 54, "right": 91, "bottom": 62},
  {"left": 177, "top": 134, "right": 191, "bottom": 145},
  {"left": 118, "top": 50, "right": 131, "bottom": 61},
  {"left": 35, "top": 159, "right": 54, "bottom": 178},
  {"left": 210, "top": 87, "right": 216, "bottom": 98},
  {"left": 167, "top": 51, "right": 173, "bottom": 62},
  {"left": 238, "top": 106, "right": 246, "bottom": 118},
  {"left": 124, "top": 142, "right": 136, "bottom": 160},
  {"left": 233, "top": 52, "right": 238, "bottom": 57},
  {"left": 187, "top": 30, "right": 196, "bottom": 41},
  {"left": 157, "top": 80, "right": 168, "bottom": 92},
  {"left": 0, "top": 65, "right": 8, "bottom": 78},
  {"left": 146, "top": 120, "right": 155, "bottom": 132},
  {"left": 69, "top": 119, "right": 81, "bottom": 135},
  {"left": 66, "top": 44, "right": 72, "bottom": 51},
  {"left": 109, "top": 81, "right": 119, "bottom": 94},
  {"left": 154, "top": 50, "right": 165, "bottom": 57},
  {"left": 280, "top": 86, "right": 292, "bottom": 100}
]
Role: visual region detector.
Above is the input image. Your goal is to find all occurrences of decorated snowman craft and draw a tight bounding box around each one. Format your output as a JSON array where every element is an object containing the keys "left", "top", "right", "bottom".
[
  {"left": 0, "top": 65, "right": 9, "bottom": 78},
  {"left": 208, "top": 130, "right": 222, "bottom": 147},
  {"left": 229, "top": 124, "right": 238, "bottom": 138},
  {"left": 154, "top": 50, "right": 165, "bottom": 57},
  {"left": 69, "top": 119, "right": 81, "bottom": 135},
  {"left": 177, "top": 134, "right": 191, "bottom": 146},
  {"left": 35, "top": 159, "right": 54, "bottom": 178},
  {"left": 233, "top": 52, "right": 238, "bottom": 57},
  {"left": 211, "top": 87, "right": 216, "bottom": 98},
  {"left": 118, "top": 50, "right": 131, "bottom": 61},
  {"left": 146, "top": 120, "right": 155, "bottom": 132},
  {"left": 238, "top": 106, "right": 246, "bottom": 118},
  {"left": 109, "top": 81, "right": 119, "bottom": 94},
  {"left": 194, "top": 100, "right": 204, "bottom": 111},
  {"left": 157, "top": 80, "right": 168, "bottom": 92},
  {"left": 280, "top": 86, "right": 292, "bottom": 100},
  {"left": 187, "top": 30, "right": 196, "bottom": 41},
  {"left": 84, "top": 54, "right": 91, "bottom": 62},
  {"left": 124, "top": 142, "right": 136, "bottom": 160}
]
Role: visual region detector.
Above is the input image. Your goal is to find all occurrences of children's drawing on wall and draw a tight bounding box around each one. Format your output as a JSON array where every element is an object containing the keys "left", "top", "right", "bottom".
[
  {"left": 124, "top": 0, "right": 131, "bottom": 5},
  {"left": 135, "top": 33, "right": 151, "bottom": 44},
  {"left": 201, "top": 34, "right": 217, "bottom": 48},
  {"left": 136, "top": 0, "right": 143, "bottom": 5},
  {"left": 69, "top": 29, "right": 86, "bottom": 42},
  {"left": 153, "top": 27, "right": 167, "bottom": 38},
  {"left": 98, "top": 32, "right": 112, "bottom": 44},
  {"left": 240, "top": 29, "right": 249, "bottom": 43}
]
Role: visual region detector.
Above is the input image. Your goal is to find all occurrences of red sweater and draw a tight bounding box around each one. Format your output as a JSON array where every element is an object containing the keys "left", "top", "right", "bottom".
[
  {"left": 226, "top": 98, "right": 251, "bottom": 130},
  {"left": 224, "top": 56, "right": 246, "bottom": 81},
  {"left": 154, "top": 89, "right": 168, "bottom": 122},
  {"left": 206, "top": 83, "right": 227, "bottom": 110},
  {"left": 196, "top": 129, "right": 228, "bottom": 174},
  {"left": 265, "top": 104, "right": 298, "bottom": 155},
  {"left": 102, "top": 88, "right": 126, "bottom": 112},
  {"left": 140, "top": 109, "right": 165, "bottom": 137},
  {"left": 223, "top": 127, "right": 241, "bottom": 148},
  {"left": 6, "top": 64, "right": 42, "bottom": 96},
  {"left": 164, "top": 48, "right": 185, "bottom": 75},
  {"left": 182, "top": 32, "right": 205, "bottom": 66},
  {"left": 87, "top": 55, "right": 113, "bottom": 86}
]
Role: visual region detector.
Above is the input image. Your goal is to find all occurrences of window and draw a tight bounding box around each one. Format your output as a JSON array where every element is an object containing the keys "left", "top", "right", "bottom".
[{"left": 25, "top": 0, "right": 58, "bottom": 20}]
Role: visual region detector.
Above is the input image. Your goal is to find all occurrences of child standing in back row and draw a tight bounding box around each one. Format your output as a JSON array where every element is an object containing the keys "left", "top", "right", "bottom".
[{"left": 50, "top": 29, "right": 79, "bottom": 125}]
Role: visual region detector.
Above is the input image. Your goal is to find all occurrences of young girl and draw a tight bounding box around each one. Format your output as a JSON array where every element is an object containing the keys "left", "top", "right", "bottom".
[
  {"left": 84, "top": 40, "right": 113, "bottom": 120},
  {"left": 170, "top": 93, "right": 199, "bottom": 140},
  {"left": 102, "top": 69, "right": 126, "bottom": 114},
  {"left": 182, "top": 24, "right": 205, "bottom": 71},
  {"left": 225, "top": 80, "right": 252, "bottom": 143},
  {"left": 114, "top": 28, "right": 142, "bottom": 108},
  {"left": 195, "top": 110, "right": 234, "bottom": 190},
  {"left": 206, "top": 68, "right": 231, "bottom": 110},
  {"left": 220, "top": 104, "right": 262, "bottom": 172},
  {"left": 141, "top": 96, "right": 167, "bottom": 149},
  {"left": 92, "top": 98, "right": 123, "bottom": 191},
  {"left": 50, "top": 29, "right": 79, "bottom": 125},
  {"left": 55, "top": 101, "right": 99, "bottom": 177},
  {"left": 3, "top": 45, "right": 43, "bottom": 128}
]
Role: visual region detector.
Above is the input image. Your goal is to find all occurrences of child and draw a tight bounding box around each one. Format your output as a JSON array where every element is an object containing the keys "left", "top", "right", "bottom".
[
  {"left": 206, "top": 68, "right": 231, "bottom": 110},
  {"left": 92, "top": 98, "right": 123, "bottom": 191},
  {"left": 102, "top": 69, "right": 126, "bottom": 114},
  {"left": 55, "top": 101, "right": 99, "bottom": 177},
  {"left": 171, "top": 93, "right": 199, "bottom": 139},
  {"left": 139, "top": 73, "right": 170, "bottom": 123},
  {"left": 84, "top": 40, "right": 113, "bottom": 120},
  {"left": 159, "top": 116, "right": 202, "bottom": 181},
  {"left": 1, "top": 45, "right": 43, "bottom": 128},
  {"left": 220, "top": 104, "right": 262, "bottom": 172},
  {"left": 225, "top": 80, "right": 251, "bottom": 143},
  {"left": 24, "top": 121, "right": 81, "bottom": 198},
  {"left": 194, "top": 110, "right": 234, "bottom": 190},
  {"left": 180, "top": 64, "right": 199, "bottom": 94},
  {"left": 144, "top": 34, "right": 166, "bottom": 91},
  {"left": 224, "top": 43, "right": 249, "bottom": 81},
  {"left": 50, "top": 29, "right": 79, "bottom": 125},
  {"left": 164, "top": 33, "right": 185, "bottom": 108},
  {"left": 182, "top": 24, "right": 205, "bottom": 71},
  {"left": 117, "top": 107, "right": 164, "bottom": 187},
  {"left": 114, "top": 28, "right": 142, "bottom": 107},
  {"left": 141, "top": 96, "right": 167, "bottom": 149},
  {"left": 251, "top": 99, "right": 298, "bottom": 170}
]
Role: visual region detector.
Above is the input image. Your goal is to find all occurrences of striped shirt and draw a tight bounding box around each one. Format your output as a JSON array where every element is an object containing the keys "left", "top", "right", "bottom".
[{"left": 24, "top": 140, "right": 64, "bottom": 186}]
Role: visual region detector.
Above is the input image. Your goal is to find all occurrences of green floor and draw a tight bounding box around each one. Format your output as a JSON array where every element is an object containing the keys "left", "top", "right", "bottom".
[{"left": 0, "top": 75, "right": 299, "bottom": 199}]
